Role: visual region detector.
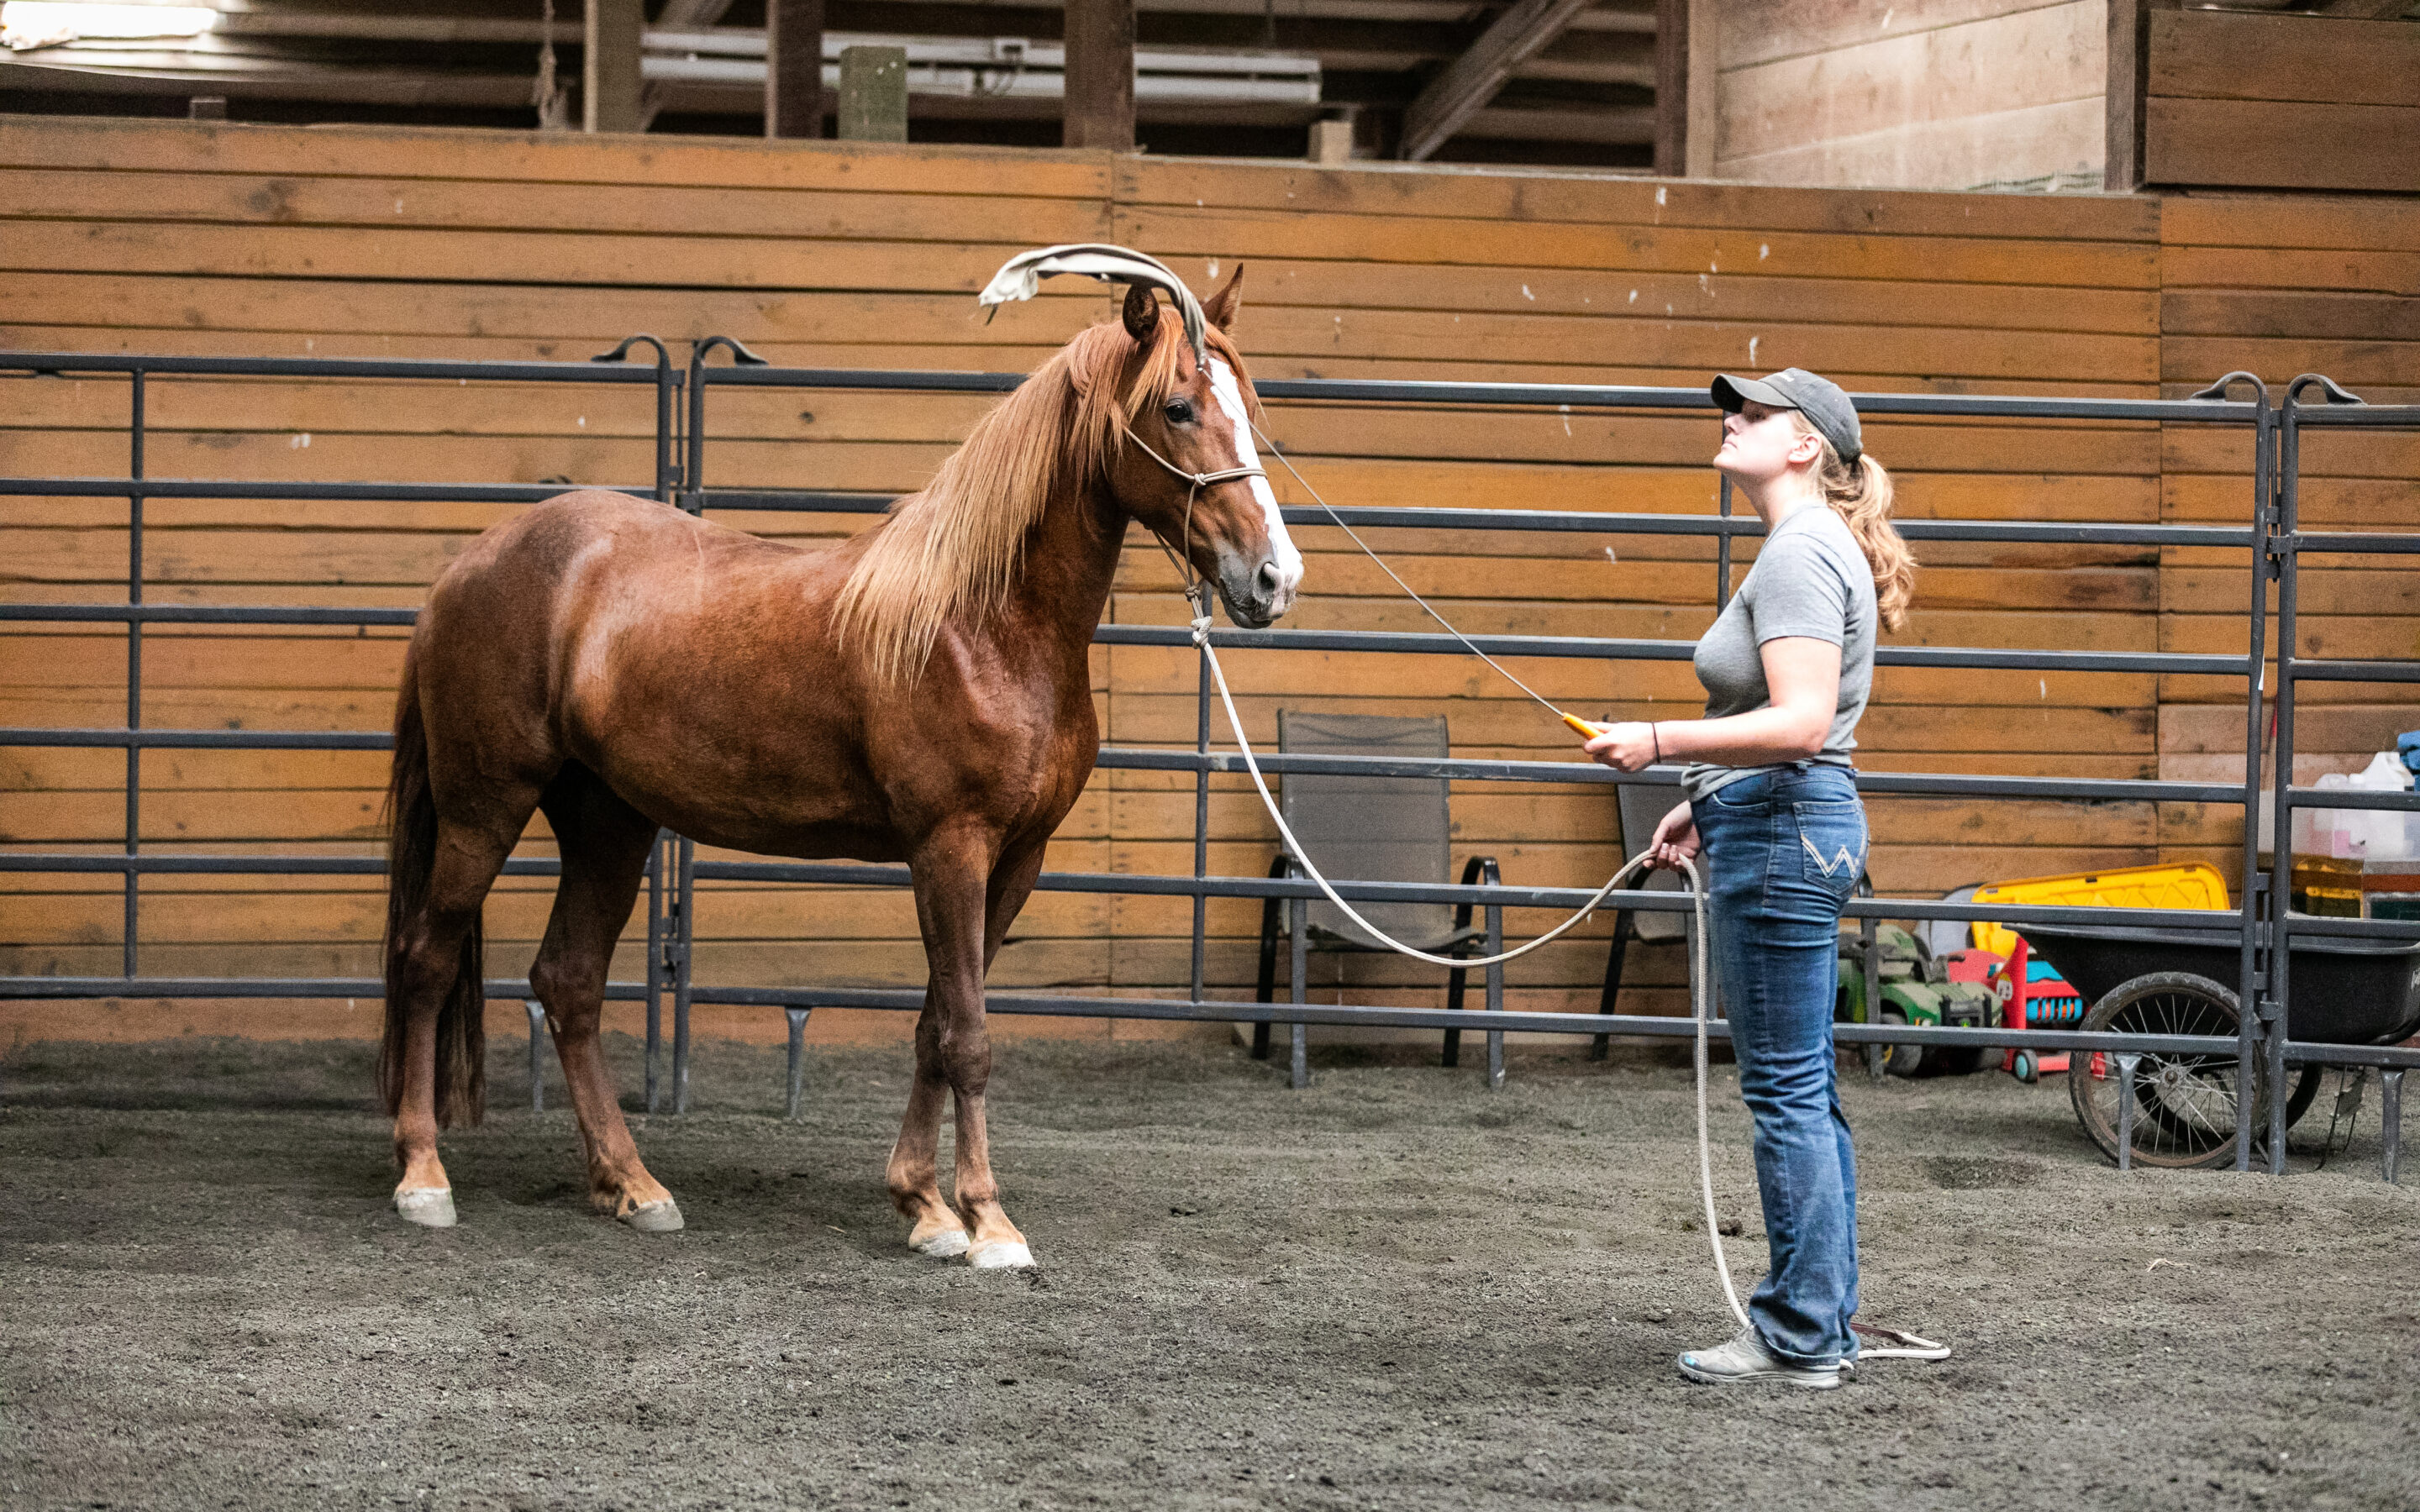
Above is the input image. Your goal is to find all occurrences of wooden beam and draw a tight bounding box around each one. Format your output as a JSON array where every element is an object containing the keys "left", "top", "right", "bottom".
[
  {"left": 2105, "top": 0, "right": 2185, "bottom": 192},
  {"left": 2148, "top": 97, "right": 2420, "bottom": 194},
  {"left": 1460, "top": 103, "right": 1655, "bottom": 144},
  {"left": 638, "top": 0, "right": 734, "bottom": 126},
  {"left": 1684, "top": 0, "right": 1717, "bottom": 177},
  {"left": 1397, "top": 0, "right": 1594, "bottom": 161},
  {"left": 582, "top": 0, "right": 644, "bottom": 134},
  {"left": 2151, "top": 11, "right": 2420, "bottom": 108},
  {"left": 766, "top": 0, "right": 826, "bottom": 139},
  {"left": 1064, "top": 0, "right": 1137, "bottom": 150},
  {"left": 1652, "top": 0, "right": 1686, "bottom": 176}
]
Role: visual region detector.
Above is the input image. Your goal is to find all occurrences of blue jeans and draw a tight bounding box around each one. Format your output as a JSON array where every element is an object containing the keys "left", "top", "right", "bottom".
[{"left": 1691, "top": 764, "right": 1866, "bottom": 1366}]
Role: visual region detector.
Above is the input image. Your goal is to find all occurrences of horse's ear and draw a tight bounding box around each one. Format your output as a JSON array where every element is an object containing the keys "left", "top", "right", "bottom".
[
  {"left": 1203, "top": 264, "right": 1244, "bottom": 333},
  {"left": 1122, "top": 283, "right": 1160, "bottom": 347}
]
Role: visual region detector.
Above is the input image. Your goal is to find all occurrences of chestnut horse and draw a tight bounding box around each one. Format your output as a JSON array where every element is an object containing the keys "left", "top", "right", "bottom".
[{"left": 379, "top": 265, "right": 1298, "bottom": 1266}]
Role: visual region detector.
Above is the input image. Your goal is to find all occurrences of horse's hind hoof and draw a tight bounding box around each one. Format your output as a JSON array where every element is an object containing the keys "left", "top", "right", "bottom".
[
  {"left": 968, "top": 1240, "right": 1034, "bottom": 1270},
  {"left": 394, "top": 1188, "right": 457, "bottom": 1228},
  {"left": 913, "top": 1228, "right": 971, "bottom": 1259},
  {"left": 620, "top": 1199, "right": 684, "bottom": 1233}
]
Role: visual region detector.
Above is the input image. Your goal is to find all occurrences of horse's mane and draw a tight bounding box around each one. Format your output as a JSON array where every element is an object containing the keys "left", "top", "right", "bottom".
[{"left": 833, "top": 305, "right": 1252, "bottom": 685}]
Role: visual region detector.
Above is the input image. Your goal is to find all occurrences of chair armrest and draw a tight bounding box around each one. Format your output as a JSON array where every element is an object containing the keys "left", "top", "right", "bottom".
[{"left": 1452, "top": 855, "right": 1502, "bottom": 932}]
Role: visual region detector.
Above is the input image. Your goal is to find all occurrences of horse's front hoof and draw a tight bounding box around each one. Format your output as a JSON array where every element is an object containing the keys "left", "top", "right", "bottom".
[
  {"left": 913, "top": 1227, "right": 971, "bottom": 1259},
  {"left": 619, "top": 1198, "right": 684, "bottom": 1233},
  {"left": 968, "top": 1240, "right": 1034, "bottom": 1270},
  {"left": 393, "top": 1187, "right": 457, "bottom": 1228}
]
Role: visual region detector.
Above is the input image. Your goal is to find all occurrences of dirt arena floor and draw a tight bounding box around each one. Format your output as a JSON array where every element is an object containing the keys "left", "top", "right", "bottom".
[{"left": 4, "top": 1030, "right": 2417, "bottom": 1511}]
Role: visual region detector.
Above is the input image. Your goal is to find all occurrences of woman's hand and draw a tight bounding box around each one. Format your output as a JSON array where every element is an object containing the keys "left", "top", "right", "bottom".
[
  {"left": 1647, "top": 801, "right": 1700, "bottom": 872},
  {"left": 1583, "top": 722, "right": 1660, "bottom": 773}
]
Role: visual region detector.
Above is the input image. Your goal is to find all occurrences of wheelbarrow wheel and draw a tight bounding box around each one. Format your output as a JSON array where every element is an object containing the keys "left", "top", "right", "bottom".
[{"left": 2069, "top": 971, "right": 2264, "bottom": 1170}]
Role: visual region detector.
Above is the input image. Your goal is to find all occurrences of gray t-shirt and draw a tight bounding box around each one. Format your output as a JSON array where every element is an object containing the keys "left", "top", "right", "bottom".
[{"left": 1680, "top": 506, "right": 1877, "bottom": 802}]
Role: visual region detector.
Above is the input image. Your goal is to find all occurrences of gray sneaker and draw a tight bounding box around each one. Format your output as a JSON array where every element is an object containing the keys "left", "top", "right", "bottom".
[{"left": 1676, "top": 1328, "right": 1842, "bottom": 1389}]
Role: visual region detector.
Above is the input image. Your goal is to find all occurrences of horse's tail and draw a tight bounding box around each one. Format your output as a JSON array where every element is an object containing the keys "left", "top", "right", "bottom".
[{"left": 379, "top": 648, "right": 486, "bottom": 1127}]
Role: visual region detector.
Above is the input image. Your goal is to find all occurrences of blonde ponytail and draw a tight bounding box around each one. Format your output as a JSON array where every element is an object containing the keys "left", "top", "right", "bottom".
[{"left": 1791, "top": 414, "right": 1915, "bottom": 632}]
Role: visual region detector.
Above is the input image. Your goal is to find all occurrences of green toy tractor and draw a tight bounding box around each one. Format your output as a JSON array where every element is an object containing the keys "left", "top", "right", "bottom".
[{"left": 1834, "top": 922, "right": 1995, "bottom": 1077}]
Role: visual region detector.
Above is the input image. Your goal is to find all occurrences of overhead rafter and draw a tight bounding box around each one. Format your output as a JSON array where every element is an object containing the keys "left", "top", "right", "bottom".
[
  {"left": 1397, "top": 0, "right": 1596, "bottom": 161},
  {"left": 0, "top": 0, "right": 1668, "bottom": 158},
  {"left": 639, "top": 0, "right": 738, "bottom": 126}
]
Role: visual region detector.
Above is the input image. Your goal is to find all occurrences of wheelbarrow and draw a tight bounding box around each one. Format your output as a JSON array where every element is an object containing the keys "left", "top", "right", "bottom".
[{"left": 2016, "top": 922, "right": 2420, "bottom": 1169}]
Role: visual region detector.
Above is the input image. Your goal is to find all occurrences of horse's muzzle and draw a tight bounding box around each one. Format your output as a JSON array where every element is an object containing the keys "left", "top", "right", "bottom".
[{"left": 1218, "top": 555, "right": 1299, "bottom": 628}]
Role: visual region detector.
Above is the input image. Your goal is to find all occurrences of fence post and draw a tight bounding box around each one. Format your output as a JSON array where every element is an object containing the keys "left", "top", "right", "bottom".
[
  {"left": 526, "top": 1000, "right": 547, "bottom": 1112},
  {"left": 591, "top": 334, "right": 684, "bottom": 1119},
  {"left": 1289, "top": 893, "right": 1309, "bottom": 1089},
  {"left": 124, "top": 370, "right": 144, "bottom": 980},
  {"left": 2383, "top": 1069, "right": 2404, "bottom": 1185},
  {"left": 2196, "top": 370, "right": 2275, "bottom": 1174},
  {"left": 1715, "top": 471, "right": 1733, "bottom": 610},
  {"left": 2265, "top": 383, "right": 2314, "bottom": 1174},
  {"left": 645, "top": 834, "right": 666, "bottom": 1112},
  {"left": 1192, "top": 648, "right": 1211, "bottom": 1009},
  {"left": 2116, "top": 1053, "right": 2142, "bottom": 1170},
  {"left": 663, "top": 338, "right": 769, "bottom": 1114},
  {"left": 673, "top": 837, "right": 695, "bottom": 1114},
  {"left": 1484, "top": 893, "right": 1504, "bottom": 1091},
  {"left": 786, "top": 1008, "right": 811, "bottom": 1119}
]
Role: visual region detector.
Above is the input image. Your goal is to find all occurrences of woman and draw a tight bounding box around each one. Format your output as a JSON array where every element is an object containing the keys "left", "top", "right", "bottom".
[{"left": 1584, "top": 368, "right": 1915, "bottom": 1390}]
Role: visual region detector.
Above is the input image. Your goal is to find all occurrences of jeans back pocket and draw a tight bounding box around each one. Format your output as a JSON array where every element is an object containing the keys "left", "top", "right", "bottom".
[{"left": 1793, "top": 799, "right": 1867, "bottom": 889}]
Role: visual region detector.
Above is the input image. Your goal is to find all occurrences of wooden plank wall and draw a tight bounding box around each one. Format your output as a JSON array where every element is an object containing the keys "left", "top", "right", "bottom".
[
  {"left": 2144, "top": 10, "right": 2420, "bottom": 196},
  {"left": 0, "top": 115, "right": 2411, "bottom": 1046},
  {"left": 2157, "top": 193, "right": 2420, "bottom": 842},
  {"left": 1708, "top": 0, "right": 2107, "bottom": 192}
]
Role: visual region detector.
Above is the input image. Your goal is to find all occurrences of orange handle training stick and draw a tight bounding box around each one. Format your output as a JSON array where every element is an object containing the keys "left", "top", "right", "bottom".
[{"left": 1562, "top": 713, "right": 1607, "bottom": 742}]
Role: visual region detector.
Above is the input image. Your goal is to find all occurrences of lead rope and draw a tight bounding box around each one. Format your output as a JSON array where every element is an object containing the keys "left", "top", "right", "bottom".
[
  {"left": 1133, "top": 417, "right": 1634, "bottom": 972},
  {"left": 1186, "top": 583, "right": 1750, "bottom": 1331},
  {"left": 1135, "top": 416, "right": 1952, "bottom": 1367}
]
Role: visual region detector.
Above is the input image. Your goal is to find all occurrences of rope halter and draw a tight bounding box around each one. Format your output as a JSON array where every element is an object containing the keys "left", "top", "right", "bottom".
[
  {"left": 974, "top": 243, "right": 1259, "bottom": 638},
  {"left": 1122, "top": 425, "right": 1267, "bottom": 640}
]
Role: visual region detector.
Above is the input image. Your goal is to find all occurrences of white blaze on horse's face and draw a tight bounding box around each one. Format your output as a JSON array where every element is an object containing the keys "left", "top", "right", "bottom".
[{"left": 1207, "top": 356, "right": 1302, "bottom": 619}]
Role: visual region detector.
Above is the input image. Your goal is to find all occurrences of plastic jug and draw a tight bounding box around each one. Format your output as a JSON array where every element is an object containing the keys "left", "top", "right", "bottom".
[
  {"left": 2349, "top": 751, "right": 2418, "bottom": 861},
  {"left": 2301, "top": 753, "right": 2420, "bottom": 860}
]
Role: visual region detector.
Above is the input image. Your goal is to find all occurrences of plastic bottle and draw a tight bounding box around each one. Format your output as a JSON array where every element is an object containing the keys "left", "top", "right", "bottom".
[{"left": 2348, "top": 750, "right": 2417, "bottom": 861}]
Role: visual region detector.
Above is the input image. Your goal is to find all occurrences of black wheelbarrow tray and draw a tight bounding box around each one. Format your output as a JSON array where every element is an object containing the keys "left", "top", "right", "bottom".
[{"left": 2012, "top": 921, "right": 2420, "bottom": 1168}]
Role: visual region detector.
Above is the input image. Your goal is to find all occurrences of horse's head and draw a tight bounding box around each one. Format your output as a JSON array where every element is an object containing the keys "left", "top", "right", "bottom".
[{"left": 1106, "top": 269, "right": 1302, "bottom": 629}]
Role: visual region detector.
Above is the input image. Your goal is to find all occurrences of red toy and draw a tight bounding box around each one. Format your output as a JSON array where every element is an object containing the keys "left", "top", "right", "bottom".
[{"left": 1982, "top": 937, "right": 2086, "bottom": 1082}]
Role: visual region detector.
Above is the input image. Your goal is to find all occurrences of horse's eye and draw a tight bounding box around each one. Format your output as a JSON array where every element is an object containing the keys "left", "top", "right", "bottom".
[{"left": 1165, "top": 398, "right": 1196, "bottom": 425}]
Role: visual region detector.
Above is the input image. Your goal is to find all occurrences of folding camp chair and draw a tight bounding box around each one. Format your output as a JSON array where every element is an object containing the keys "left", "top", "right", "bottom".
[{"left": 1252, "top": 711, "right": 1501, "bottom": 1087}]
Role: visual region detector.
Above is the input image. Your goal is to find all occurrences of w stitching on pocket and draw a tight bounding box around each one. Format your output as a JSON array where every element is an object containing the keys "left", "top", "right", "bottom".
[
  {"left": 1794, "top": 798, "right": 1866, "bottom": 880},
  {"left": 1799, "top": 832, "right": 1864, "bottom": 878}
]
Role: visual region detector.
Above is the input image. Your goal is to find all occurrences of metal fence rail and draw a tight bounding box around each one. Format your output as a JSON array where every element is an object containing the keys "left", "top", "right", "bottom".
[{"left": 4, "top": 344, "right": 2415, "bottom": 1176}]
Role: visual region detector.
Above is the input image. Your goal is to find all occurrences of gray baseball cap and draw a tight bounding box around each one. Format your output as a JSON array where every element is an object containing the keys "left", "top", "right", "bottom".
[{"left": 1712, "top": 368, "right": 1861, "bottom": 467}]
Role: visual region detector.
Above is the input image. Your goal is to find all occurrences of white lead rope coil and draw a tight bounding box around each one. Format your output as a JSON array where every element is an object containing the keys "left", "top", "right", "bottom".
[
  {"left": 1196, "top": 604, "right": 1646, "bottom": 971},
  {"left": 1165, "top": 387, "right": 1944, "bottom": 1364},
  {"left": 1206, "top": 612, "right": 1956, "bottom": 1359},
  {"left": 1190, "top": 606, "right": 1750, "bottom": 1331}
]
